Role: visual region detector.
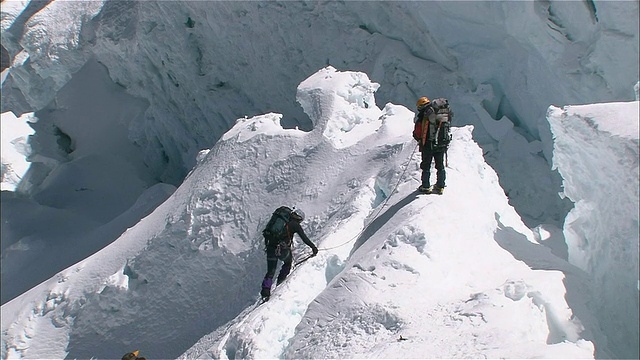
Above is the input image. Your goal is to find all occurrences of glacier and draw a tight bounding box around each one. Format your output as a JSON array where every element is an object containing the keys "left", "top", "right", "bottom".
[
  {"left": 2, "top": 1, "right": 637, "bottom": 224},
  {"left": 1, "top": 1, "right": 639, "bottom": 359},
  {"left": 2, "top": 0, "right": 638, "bottom": 305},
  {"left": 0, "top": 65, "right": 604, "bottom": 360}
]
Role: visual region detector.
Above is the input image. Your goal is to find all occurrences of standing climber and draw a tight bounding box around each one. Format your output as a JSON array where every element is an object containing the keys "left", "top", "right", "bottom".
[
  {"left": 260, "top": 206, "right": 318, "bottom": 300},
  {"left": 412, "top": 96, "right": 453, "bottom": 194}
]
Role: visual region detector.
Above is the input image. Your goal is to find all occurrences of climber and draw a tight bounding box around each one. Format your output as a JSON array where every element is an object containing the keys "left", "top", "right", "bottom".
[{"left": 260, "top": 206, "right": 318, "bottom": 300}]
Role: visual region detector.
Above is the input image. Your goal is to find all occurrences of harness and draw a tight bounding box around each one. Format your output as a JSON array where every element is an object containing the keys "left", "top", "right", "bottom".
[{"left": 276, "top": 224, "right": 292, "bottom": 255}]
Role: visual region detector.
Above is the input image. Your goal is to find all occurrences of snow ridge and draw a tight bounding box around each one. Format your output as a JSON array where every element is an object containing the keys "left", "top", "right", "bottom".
[{"left": 180, "top": 68, "right": 597, "bottom": 359}]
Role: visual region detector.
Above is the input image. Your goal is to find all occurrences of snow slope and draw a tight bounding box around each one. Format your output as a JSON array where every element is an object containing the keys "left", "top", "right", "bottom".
[{"left": 2, "top": 67, "right": 605, "bottom": 359}]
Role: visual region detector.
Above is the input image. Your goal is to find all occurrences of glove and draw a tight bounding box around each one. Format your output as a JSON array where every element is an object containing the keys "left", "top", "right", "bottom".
[{"left": 311, "top": 246, "right": 318, "bottom": 257}]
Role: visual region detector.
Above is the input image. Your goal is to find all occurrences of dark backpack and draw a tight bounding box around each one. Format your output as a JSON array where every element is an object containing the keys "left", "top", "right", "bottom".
[
  {"left": 430, "top": 98, "right": 453, "bottom": 149},
  {"left": 263, "top": 206, "right": 292, "bottom": 246}
]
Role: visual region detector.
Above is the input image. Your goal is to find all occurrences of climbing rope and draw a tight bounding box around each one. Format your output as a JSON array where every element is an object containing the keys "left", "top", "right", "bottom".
[
  {"left": 293, "top": 253, "right": 315, "bottom": 266},
  {"left": 275, "top": 143, "right": 419, "bottom": 282},
  {"left": 317, "top": 143, "right": 419, "bottom": 252}
]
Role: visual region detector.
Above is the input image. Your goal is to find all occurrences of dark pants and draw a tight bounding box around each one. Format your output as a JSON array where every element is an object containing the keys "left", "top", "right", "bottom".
[
  {"left": 261, "top": 243, "right": 293, "bottom": 291},
  {"left": 420, "top": 148, "right": 446, "bottom": 188}
]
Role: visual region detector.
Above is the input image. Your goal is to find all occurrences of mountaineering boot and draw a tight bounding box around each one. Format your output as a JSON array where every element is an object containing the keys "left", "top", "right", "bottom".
[
  {"left": 418, "top": 185, "right": 432, "bottom": 194},
  {"left": 261, "top": 277, "right": 273, "bottom": 301},
  {"left": 260, "top": 287, "right": 270, "bottom": 301},
  {"left": 433, "top": 186, "right": 444, "bottom": 195}
]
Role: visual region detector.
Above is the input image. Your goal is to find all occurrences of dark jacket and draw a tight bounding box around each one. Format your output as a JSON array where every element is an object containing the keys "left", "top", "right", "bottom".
[{"left": 281, "top": 219, "right": 315, "bottom": 249}]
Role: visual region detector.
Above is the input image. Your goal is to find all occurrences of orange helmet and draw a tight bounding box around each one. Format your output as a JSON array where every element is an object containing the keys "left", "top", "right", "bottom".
[{"left": 416, "top": 97, "right": 431, "bottom": 109}]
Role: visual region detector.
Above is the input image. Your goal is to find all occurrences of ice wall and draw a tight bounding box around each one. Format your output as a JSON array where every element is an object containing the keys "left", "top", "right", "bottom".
[{"left": 548, "top": 101, "right": 640, "bottom": 359}]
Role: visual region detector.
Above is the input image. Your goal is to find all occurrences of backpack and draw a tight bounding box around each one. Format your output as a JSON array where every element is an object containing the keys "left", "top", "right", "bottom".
[
  {"left": 262, "top": 206, "right": 293, "bottom": 246},
  {"left": 430, "top": 98, "right": 453, "bottom": 150}
]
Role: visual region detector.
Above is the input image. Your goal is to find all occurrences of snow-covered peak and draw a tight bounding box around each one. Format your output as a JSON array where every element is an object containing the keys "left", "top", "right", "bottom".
[
  {"left": 221, "top": 113, "right": 294, "bottom": 143},
  {"left": 222, "top": 66, "right": 395, "bottom": 153},
  {"left": 297, "top": 66, "right": 383, "bottom": 149}
]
